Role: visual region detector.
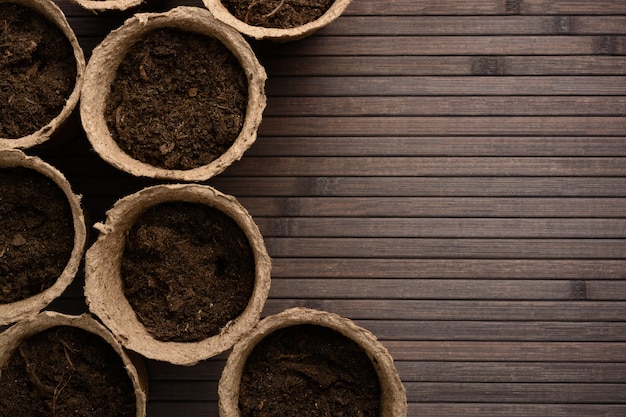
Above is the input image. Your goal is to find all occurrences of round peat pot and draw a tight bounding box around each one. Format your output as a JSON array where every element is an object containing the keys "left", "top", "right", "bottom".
[
  {"left": 0, "top": 150, "right": 87, "bottom": 326},
  {"left": 203, "top": 0, "right": 351, "bottom": 41},
  {"left": 0, "top": 312, "right": 147, "bottom": 417},
  {"left": 0, "top": 0, "right": 84, "bottom": 150},
  {"left": 80, "top": 6, "right": 266, "bottom": 182},
  {"left": 84, "top": 184, "right": 271, "bottom": 366},
  {"left": 219, "top": 307, "right": 407, "bottom": 417}
]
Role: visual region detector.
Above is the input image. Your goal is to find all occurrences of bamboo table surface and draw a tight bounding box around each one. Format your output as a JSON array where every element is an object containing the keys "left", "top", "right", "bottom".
[{"left": 23, "top": 0, "right": 626, "bottom": 415}]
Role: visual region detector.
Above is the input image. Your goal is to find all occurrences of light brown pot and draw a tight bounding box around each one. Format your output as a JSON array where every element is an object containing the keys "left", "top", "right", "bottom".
[
  {"left": 0, "top": 311, "right": 147, "bottom": 417},
  {"left": 203, "top": 0, "right": 352, "bottom": 41},
  {"left": 80, "top": 6, "right": 267, "bottom": 182},
  {"left": 0, "top": 150, "right": 87, "bottom": 326},
  {"left": 84, "top": 184, "right": 271, "bottom": 366},
  {"left": 219, "top": 307, "right": 407, "bottom": 417},
  {"left": 0, "top": 0, "right": 84, "bottom": 150}
]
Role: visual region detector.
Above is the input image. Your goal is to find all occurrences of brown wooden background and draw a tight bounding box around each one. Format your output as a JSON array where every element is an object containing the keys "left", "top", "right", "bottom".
[{"left": 27, "top": 0, "right": 626, "bottom": 415}]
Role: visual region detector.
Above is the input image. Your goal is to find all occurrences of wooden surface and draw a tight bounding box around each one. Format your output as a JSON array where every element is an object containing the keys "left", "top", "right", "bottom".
[{"left": 22, "top": 0, "right": 626, "bottom": 415}]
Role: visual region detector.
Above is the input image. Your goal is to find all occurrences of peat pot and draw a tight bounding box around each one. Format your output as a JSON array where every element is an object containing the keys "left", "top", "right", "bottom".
[
  {"left": 0, "top": 150, "right": 87, "bottom": 326},
  {"left": 0, "top": 312, "right": 147, "bottom": 417},
  {"left": 219, "top": 307, "right": 407, "bottom": 417},
  {"left": 203, "top": 0, "right": 352, "bottom": 41},
  {"left": 0, "top": 0, "right": 85, "bottom": 150},
  {"left": 80, "top": 6, "right": 266, "bottom": 182},
  {"left": 84, "top": 184, "right": 271, "bottom": 366}
]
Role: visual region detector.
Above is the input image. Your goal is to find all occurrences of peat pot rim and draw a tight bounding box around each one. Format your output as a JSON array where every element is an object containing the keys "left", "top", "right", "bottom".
[
  {"left": 0, "top": 0, "right": 85, "bottom": 150},
  {"left": 69, "top": 0, "right": 142, "bottom": 13},
  {"left": 80, "top": 6, "right": 267, "bottom": 182},
  {"left": 0, "top": 311, "right": 148, "bottom": 417},
  {"left": 203, "top": 0, "right": 352, "bottom": 42},
  {"left": 0, "top": 150, "right": 87, "bottom": 326},
  {"left": 84, "top": 183, "right": 272, "bottom": 366},
  {"left": 218, "top": 307, "right": 408, "bottom": 417}
]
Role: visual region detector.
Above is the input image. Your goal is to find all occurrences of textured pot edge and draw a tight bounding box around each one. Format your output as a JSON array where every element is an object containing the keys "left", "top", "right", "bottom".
[
  {"left": 80, "top": 6, "right": 267, "bottom": 182},
  {"left": 0, "top": 311, "right": 148, "bottom": 417},
  {"left": 218, "top": 307, "right": 408, "bottom": 417},
  {"left": 0, "top": 150, "right": 88, "bottom": 327},
  {"left": 203, "top": 0, "right": 352, "bottom": 41},
  {"left": 0, "top": 0, "right": 85, "bottom": 150},
  {"left": 84, "top": 183, "right": 271, "bottom": 366},
  {"left": 68, "top": 0, "right": 143, "bottom": 13}
]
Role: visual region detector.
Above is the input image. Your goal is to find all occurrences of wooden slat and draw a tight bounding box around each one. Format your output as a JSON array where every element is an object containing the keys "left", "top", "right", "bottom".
[
  {"left": 259, "top": 116, "right": 626, "bottom": 137},
  {"left": 405, "top": 382, "right": 626, "bottom": 403},
  {"left": 271, "top": 259, "right": 626, "bottom": 279},
  {"left": 345, "top": 0, "right": 626, "bottom": 16},
  {"left": 254, "top": 218, "right": 626, "bottom": 238},
  {"left": 210, "top": 177, "right": 626, "bottom": 197},
  {"left": 263, "top": 56, "right": 626, "bottom": 76},
  {"left": 258, "top": 35, "right": 626, "bottom": 56},
  {"left": 268, "top": 279, "right": 621, "bottom": 300},
  {"left": 238, "top": 197, "right": 626, "bottom": 217},
  {"left": 228, "top": 157, "right": 626, "bottom": 176},
  {"left": 409, "top": 403, "right": 626, "bottom": 417},
  {"left": 264, "top": 237, "right": 626, "bottom": 259},
  {"left": 246, "top": 137, "right": 626, "bottom": 157},
  {"left": 315, "top": 16, "right": 626, "bottom": 35},
  {"left": 263, "top": 299, "right": 626, "bottom": 321},
  {"left": 385, "top": 341, "right": 626, "bottom": 361},
  {"left": 266, "top": 76, "right": 626, "bottom": 96},
  {"left": 265, "top": 96, "right": 626, "bottom": 116},
  {"left": 350, "top": 320, "right": 626, "bottom": 341}
]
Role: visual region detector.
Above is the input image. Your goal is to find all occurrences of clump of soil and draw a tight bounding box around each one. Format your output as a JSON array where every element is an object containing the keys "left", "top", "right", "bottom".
[
  {"left": 221, "top": 0, "right": 334, "bottom": 28},
  {"left": 0, "top": 326, "right": 137, "bottom": 417},
  {"left": 0, "top": 3, "right": 77, "bottom": 139},
  {"left": 104, "top": 28, "right": 248, "bottom": 171},
  {"left": 0, "top": 168, "right": 74, "bottom": 304},
  {"left": 239, "top": 324, "right": 381, "bottom": 417},
  {"left": 121, "top": 202, "right": 256, "bottom": 342}
]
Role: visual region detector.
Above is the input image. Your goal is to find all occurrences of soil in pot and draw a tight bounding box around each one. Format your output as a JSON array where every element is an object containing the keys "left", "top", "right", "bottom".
[
  {"left": 121, "top": 201, "right": 256, "bottom": 343},
  {"left": 0, "top": 325, "right": 136, "bottom": 417},
  {"left": 0, "top": 167, "right": 74, "bottom": 304},
  {"left": 0, "top": 3, "right": 77, "bottom": 139},
  {"left": 104, "top": 28, "right": 248, "bottom": 171},
  {"left": 220, "top": 0, "right": 334, "bottom": 29},
  {"left": 239, "top": 324, "right": 381, "bottom": 417}
]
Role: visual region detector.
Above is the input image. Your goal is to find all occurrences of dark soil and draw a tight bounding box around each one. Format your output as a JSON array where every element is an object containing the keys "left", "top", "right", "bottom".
[
  {"left": 0, "top": 325, "right": 137, "bottom": 417},
  {"left": 121, "top": 202, "right": 256, "bottom": 342},
  {"left": 0, "top": 3, "right": 77, "bottom": 139},
  {"left": 0, "top": 168, "right": 74, "bottom": 304},
  {"left": 239, "top": 324, "right": 381, "bottom": 417},
  {"left": 105, "top": 28, "right": 248, "bottom": 171},
  {"left": 221, "top": 0, "right": 334, "bottom": 29}
]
